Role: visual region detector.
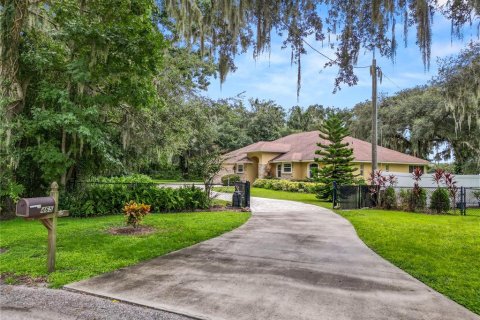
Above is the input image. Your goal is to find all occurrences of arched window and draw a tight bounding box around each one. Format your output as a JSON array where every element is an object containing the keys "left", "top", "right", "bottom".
[{"left": 309, "top": 163, "right": 318, "bottom": 178}]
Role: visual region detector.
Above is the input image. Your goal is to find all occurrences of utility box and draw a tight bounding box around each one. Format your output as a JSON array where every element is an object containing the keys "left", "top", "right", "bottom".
[{"left": 16, "top": 197, "right": 56, "bottom": 218}]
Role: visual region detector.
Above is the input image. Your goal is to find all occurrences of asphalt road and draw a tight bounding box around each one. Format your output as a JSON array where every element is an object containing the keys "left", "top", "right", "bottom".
[{"left": 0, "top": 284, "right": 191, "bottom": 320}]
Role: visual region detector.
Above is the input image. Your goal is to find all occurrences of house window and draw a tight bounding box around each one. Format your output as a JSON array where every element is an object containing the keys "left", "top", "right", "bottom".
[
  {"left": 309, "top": 163, "right": 318, "bottom": 178},
  {"left": 277, "top": 164, "right": 282, "bottom": 178},
  {"left": 385, "top": 164, "right": 390, "bottom": 172},
  {"left": 360, "top": 164, "right": 364, "bottom": 176},
  {"left": 236, "top": 164, "right": 244, "bottom": 174},
  {"left": 409, "top": 165, "right": 424, "bottom": 174},
  {"left": 283, "top": 163, "right": 292, "bottom": 173}
]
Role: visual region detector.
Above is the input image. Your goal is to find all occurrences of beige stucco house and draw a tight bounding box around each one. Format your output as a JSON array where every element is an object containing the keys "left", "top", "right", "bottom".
[{"left": 218, "top": 131, "right": 429, "bottom": 183}]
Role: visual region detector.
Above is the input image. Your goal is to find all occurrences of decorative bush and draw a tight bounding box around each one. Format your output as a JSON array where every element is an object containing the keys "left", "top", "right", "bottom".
[
  {"left": 221, "top": 174, "right": 241, "bottom": 186},
  {"left": 443, "top": 172, "right": 458, "bottom": 212},
  {"left": 429, "top": 188, "right": 450, "bottom": 213},
  {"left": 399, "top": 188, "right": 426, "bottom": 212},
  {"left": 253, "top": 178, "right": 320, "bottom": 193},
  {"left": 413, "top": 188, "right": 427, "bottom": 211},
  {"left": 382, "top": 186, "right": 397, "bottom": 209},
  {"left": 93, "top": 174, "right": 155, "bottom": 184},
  {"left": 62, "top": 183, "right": 209, "bottom": 217},
  {"left": 399, "top": 189, "right": 411, "bottom": 211},
  {"left": 123, "top": 201, "right": 151, "bottom": 228},
  {"left": 368, "top": 170, "right": 398, "bottom": 207}
]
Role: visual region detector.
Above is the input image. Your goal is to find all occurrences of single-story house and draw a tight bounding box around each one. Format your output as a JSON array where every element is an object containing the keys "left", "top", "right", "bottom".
[{"left": 218, "top": 131, "right": 429, "bottom": 182}]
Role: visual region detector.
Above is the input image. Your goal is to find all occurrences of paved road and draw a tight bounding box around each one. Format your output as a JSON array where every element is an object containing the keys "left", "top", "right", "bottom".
[
  {"left": 0, "top": 284, "right": 190, "bottom": 320},
  {"left": 66, "top": 196, "right": 478, "bottom": 320}
]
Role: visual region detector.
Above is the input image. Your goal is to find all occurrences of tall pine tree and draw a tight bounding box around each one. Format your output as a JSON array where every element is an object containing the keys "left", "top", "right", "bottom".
[{"left": 314, "top": 114, "right": 357, "bottom": 200}]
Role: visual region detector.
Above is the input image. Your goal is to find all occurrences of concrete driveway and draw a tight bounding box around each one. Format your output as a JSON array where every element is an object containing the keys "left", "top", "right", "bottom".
[{"left": 66, "top": 196, "right": 478, "bottom": 320}]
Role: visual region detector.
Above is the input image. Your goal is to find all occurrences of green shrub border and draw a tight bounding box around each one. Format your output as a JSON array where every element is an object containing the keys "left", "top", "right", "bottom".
[
  {"left": 253, "top": 178, "right": 321, "bottom": 193},
  {"left": 62, "top": 175, "right": 209, "bottom": 217}
]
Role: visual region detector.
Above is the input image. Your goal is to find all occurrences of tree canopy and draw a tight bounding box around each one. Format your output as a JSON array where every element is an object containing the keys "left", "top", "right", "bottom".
[{"left": 162, "top": 0, "right": 479, "bottom": 94}]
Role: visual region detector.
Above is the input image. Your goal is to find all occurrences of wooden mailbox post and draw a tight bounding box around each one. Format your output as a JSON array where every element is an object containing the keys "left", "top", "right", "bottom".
[{"left": 16, "top": 182, "right": 68, "bottom": 273}]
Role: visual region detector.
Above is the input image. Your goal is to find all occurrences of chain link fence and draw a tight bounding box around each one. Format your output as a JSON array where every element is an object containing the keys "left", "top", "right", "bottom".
[{"left": 334, "top": 184, "right": 480, "bottom": 216}]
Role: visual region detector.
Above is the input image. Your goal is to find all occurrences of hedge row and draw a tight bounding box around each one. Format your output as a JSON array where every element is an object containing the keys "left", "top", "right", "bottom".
[
  {"left": 62, "top": 183, "right": 209, "bottom": 217},
  {"left": 252, "top": 178, "right": 321, "bottom": 193}
]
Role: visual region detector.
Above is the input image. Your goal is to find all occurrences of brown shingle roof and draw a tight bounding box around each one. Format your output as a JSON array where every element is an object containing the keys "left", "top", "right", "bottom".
[{"left": 224, "top": 131, "right": 429, "bottom": 165}]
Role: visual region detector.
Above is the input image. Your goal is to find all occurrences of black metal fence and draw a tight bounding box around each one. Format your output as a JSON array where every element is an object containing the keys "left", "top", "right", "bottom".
[{"left": 334, "top": 183, "right": 480, "bottom": 216}]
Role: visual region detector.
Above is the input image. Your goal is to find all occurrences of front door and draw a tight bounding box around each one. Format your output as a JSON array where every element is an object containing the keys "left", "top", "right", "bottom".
[{"left": 277, "top": 164, "right": 282, "bottom": 178}]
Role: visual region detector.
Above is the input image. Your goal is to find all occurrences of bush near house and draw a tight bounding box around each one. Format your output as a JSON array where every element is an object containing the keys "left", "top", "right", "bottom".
[
  {"left": 253, "top": 178, "right": 320, "bottom": 193},
  {"left": 221, "top": 174, "right": 241, "bottom": 186}
]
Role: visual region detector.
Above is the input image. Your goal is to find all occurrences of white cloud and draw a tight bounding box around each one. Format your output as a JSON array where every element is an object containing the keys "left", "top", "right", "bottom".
[{"left": 431, "top": 41, "right": 465, "bottom": 58}]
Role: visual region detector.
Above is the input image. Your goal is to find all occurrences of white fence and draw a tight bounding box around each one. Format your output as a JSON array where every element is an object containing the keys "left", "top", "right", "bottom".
[{"left": 389, "top": 172, "right": 480, "bottom": 188}]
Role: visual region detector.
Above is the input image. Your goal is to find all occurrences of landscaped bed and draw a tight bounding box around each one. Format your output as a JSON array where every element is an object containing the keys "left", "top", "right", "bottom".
[
  {"left": 0, "top": 211, "right": 250, "bottom": 288},
  {"left": 216, "top": 187, "right": 480, "bottom": 315}
]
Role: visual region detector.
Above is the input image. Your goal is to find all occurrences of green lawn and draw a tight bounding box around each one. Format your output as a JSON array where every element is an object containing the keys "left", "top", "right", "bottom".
[
  {"left": 338, "top": 209, "right": 480, "bottom": 314},
  {"left": 214, "top": 186, "right": 331, "bottom": 208},
  {"left": 0, "top": 211, "right": 249, "bottom": 288},
  {"left": 216, "top": 186, "right": 480, "bottom": 314}
]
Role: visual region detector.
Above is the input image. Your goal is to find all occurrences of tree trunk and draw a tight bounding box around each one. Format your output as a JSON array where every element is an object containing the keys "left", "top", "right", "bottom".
[{"left": 60, "top": 128, "right": 67, "bottom": 186}]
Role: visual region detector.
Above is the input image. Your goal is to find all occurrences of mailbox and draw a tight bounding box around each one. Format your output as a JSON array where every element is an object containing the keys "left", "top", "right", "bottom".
[{"left": 16, "top": 197, "right": 56, "bottom": 218}]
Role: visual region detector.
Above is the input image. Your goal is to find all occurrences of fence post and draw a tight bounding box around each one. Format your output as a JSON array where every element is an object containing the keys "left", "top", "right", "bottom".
[
  {"left": 332, "top": 181, "right": 337, "bottom": 209},
  {"left": 461, "top": 187, "right": 466, "bottom": 216},
  {"left": 245, "top": 181, "right": 251, "bottom": 207},
  {"left": 357, "top": 185, "right": 361, "bottom": 209}
]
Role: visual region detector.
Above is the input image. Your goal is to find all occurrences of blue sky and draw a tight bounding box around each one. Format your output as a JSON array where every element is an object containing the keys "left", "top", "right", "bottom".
[{"left": 205, "top": 13, "right": 477, "bottom": 110}]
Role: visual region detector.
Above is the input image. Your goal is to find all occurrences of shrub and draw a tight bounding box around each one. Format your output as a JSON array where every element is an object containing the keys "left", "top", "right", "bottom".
[
  {"left": 93, "top": 174, "right": 155, "bottom": 184},
  {"left": 252, "top": 178, "right": 320, "bottom": 193},
  {"left": 221, "top": 174, "right": 241, "bottom": 186},
  {"left": 398, "top": 188, "right": 426, "bottom": 212},
  {"left": 399, "top": 189, "right": 411, "bottom": 211},
  {"left": 62, "top": 183, "right": 209, "bottom": 217},
  {"left": 382, "top": 186, "right": 397, "bottom": 209},
  {"left": 123, "top": 201, "right": 151, "bottom": 228},
  {"left": 429, "top": 188, "right": 450, "bottom": 213},
  {"left": 413, "top": 188, "right": 427, "bottom": 211}
]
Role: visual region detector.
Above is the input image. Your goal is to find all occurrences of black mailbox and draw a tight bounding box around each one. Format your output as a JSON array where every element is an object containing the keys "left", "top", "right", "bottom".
[
  {"left": 16, "top": 197, "right": 56, "bottom": 218},
  {"left": 232, "top": 191, "right": 242, "bottom": 208}
]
